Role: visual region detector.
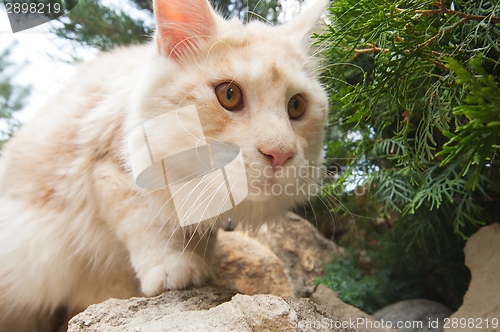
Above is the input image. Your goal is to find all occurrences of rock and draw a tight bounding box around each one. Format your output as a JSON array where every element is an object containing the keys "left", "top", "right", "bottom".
[
  {"left": 214, "top": 230, "right": 294, "bottom": 297},
  {"left": 444, "top": 223, "right": 500, "bottom": 332},
  {"left": 67, "top": 286, "right": 358, "bottom": 332},
  {"left": 373, "top": 299, "right": 452, "bottom": 332},
  {"left": 251, "top": 212, "right": 340, "bottom": 297},
  {"left": 67, "top": 214, "right": 353, "bottom": 331},
  {"left": 311, "top": 285, "right": 396, "bottom": 332}
]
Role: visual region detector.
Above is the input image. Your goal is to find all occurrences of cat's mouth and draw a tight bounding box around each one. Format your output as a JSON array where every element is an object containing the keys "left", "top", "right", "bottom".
[{"left": 243, "top": 157, "right": 323, "bottom": 202}]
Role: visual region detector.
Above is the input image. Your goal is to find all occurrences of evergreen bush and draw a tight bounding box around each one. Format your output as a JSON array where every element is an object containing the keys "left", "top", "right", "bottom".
[{"left": 314, "top": 0, "right": 499, "bottom": 312}]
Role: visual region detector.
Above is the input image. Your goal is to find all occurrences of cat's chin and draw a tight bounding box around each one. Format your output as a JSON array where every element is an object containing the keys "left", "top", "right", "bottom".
[
  {"left": 244, "top": 185, "right": 297, "bottom": 203},
  {"left": 244, "top": 191, "right": 274, "bottom": 203}
]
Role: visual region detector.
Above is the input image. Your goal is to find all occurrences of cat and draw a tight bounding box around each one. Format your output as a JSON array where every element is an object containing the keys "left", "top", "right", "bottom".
[{"left": 0, "top": 0, "right": 329, "bottom": 330}]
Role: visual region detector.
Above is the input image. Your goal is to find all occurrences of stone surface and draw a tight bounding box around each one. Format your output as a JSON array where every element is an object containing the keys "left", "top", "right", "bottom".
[
  {"left": 444, "top": 223, "right": 500, "bottom": 332},
  {"left": 311, "top": 284, "right": 396, "bottom": 332},
  {"left": 68, "top": 286, "right": 357, "bottom": 332},
  {"left": 373, "top": 299, "right": 452, "bottom": 332},
  {"left": 251, "top": 212, "right": 340, "bottom": 297},
  {"left": 214, "top": 230, "right": 295, "bottom": 297}
]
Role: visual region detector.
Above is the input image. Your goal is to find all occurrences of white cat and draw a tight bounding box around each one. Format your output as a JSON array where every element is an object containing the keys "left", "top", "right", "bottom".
[{"left": 0, "top": 0, "right": 329, "bottom": 330}]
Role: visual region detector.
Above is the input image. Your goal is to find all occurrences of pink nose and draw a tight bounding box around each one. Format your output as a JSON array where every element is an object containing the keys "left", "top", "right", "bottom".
[{"left": 261, "top": 150, "right": 295, "bottom": 169}]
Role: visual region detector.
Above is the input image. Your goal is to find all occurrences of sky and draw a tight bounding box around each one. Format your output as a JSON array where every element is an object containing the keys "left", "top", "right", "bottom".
[{"left": 0, "top": 0, "right": 305, "bottom": 127}]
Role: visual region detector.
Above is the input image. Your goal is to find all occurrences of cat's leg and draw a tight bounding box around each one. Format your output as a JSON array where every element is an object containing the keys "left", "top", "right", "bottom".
[
  {"left": 132, "top": 224, "right": 218, "bottom": 295},
  {"left": 92, "top": 160, "right": 219, "bottom": 296},
  {"left": 104, "top": 207, "right": 219, "bottom": 295}
]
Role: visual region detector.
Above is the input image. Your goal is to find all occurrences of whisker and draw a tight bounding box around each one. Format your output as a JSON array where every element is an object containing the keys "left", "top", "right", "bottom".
[
  {"left": 163, "top": 173, "right": 236, "bottom": 286},
  {"left": 242, "top": 10, "right": 272, "bottom": 24}
]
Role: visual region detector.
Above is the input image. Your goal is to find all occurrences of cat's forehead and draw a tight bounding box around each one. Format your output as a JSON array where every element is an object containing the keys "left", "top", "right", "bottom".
[
  {"left": 205, "top": 21, "right": 314, "bottom": 84},
  {"left": 217, "top": 19, "right": 308, "bottom": 62}
]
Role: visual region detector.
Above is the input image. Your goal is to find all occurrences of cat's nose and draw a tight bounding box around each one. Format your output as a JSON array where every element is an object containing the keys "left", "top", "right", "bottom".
[{"left": 261, "top": 149, "right": 295, "bottom": 169}]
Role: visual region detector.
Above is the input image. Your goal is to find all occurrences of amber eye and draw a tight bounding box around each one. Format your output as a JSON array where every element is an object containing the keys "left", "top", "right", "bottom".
[
  {"left": 215, "top": 82, "right": 243, "bottom": 111},
  {"left": 288, "top": 94, "right": 306, "bottom": 119}
]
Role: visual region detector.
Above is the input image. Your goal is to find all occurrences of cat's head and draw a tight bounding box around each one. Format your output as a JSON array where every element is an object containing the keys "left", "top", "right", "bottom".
[{"left": 129, "top": 0, "right": 329, "bottom": 222}]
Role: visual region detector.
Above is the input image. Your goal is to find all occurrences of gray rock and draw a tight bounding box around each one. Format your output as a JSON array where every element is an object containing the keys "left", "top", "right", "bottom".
[
  {"left": 251, "top": 212, "right": 340, "bottom": 297},
  {"left": 311, "top": 285, "right": 396, "bottom": 332},
  {"left": 445, "top": 223, "right": 500, "bottom": 332},
  {"left": 214, "top": 230, "right": 295, "bottom": 297},
  {"left": 373, "top": 299, "right": 452, "bottom": 332},
  {"left": 67, "top": 286, "right": 357, "bottom": 332}
]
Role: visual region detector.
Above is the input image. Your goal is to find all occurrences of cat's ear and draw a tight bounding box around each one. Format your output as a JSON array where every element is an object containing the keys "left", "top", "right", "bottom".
[
  {"left": 279, "top": 0, "right": 329, "bottom": 47},
  {"left": 154, "top": 0, "right": 217, "bottom": 58}
]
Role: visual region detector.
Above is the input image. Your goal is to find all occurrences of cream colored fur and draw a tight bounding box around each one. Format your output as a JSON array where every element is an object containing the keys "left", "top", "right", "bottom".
[{"left": 0, "top": 0, "right": 329, "bottom": 330}]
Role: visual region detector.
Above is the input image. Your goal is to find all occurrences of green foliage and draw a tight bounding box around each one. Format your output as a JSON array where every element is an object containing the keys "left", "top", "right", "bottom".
[
  {"left": 52, "top": 0, "right": 153, "bottom": 51},
  {"left": 315, "top": 0, "right": 500, "bottom": 313},
  {"left": 315, "top": 219, "right": 471, "bottom": 314},
  {"left": 51, "top": 0, "right": 285, "bottom": 51},
  {"left": 315, "top": 248, "right": 388, "bottom": 314},
  {"left": 438, "top": 57, "right": 500, "bottom": 189},
  {"left": 319, "top": 0, "right": 500, "bottom": 238},
  {"left": 0, "top": 44, "right": 31, "bottom": 147}
]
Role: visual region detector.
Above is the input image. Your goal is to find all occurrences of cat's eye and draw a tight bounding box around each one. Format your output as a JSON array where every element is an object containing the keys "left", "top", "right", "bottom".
[
  {"left": 215, "top": 82, "right": 243, "bottom": 111},
  {"left": 288, "top": 94, "right": 306, "bottom": 119}
]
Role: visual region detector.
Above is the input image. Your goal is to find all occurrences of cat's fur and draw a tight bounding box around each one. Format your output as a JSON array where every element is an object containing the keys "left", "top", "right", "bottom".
[{"left": 0, "top": 0, "right": 329, "bottom": 330}]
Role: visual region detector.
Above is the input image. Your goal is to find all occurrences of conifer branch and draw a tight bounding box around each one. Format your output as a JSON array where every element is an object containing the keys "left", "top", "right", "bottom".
[
  {"left": 354, "top": 43, "right": 389, "bottom": 54},
  {"left": 424, "top": 58, "right": 447, "bottom": 69},
  {"left": 416, "top": 18, "right": 468, "bottom": 50},
  {"left": 396, "top": 0, "right": 500, "bottom": 24}
]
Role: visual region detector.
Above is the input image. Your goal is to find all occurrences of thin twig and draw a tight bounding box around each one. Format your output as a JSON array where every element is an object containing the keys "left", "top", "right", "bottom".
[
  {"left": 424, "top": 57, "right": 448, "bottom": 69},
  {"left": 354, "top": 43, "right": 389, "bottom": 54},
  {"left": 439, "top": 0, "right": 446, "bottom": 13},
  {"left": 396, "top": 0, "right": 500, "bottom": 24},
  {"left": 416, "top": 18, "right": 468, "bottom": 50}
]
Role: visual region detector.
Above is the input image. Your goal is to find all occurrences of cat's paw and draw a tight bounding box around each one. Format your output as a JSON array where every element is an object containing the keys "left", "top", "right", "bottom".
[{"left": 140, "top": 253, "right": 212, "bottom": 296}]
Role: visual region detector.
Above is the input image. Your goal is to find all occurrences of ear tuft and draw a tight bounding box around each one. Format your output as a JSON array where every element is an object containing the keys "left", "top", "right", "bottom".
[{"left": 154, "top": 0, "right": 217, "bottom": 58}]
